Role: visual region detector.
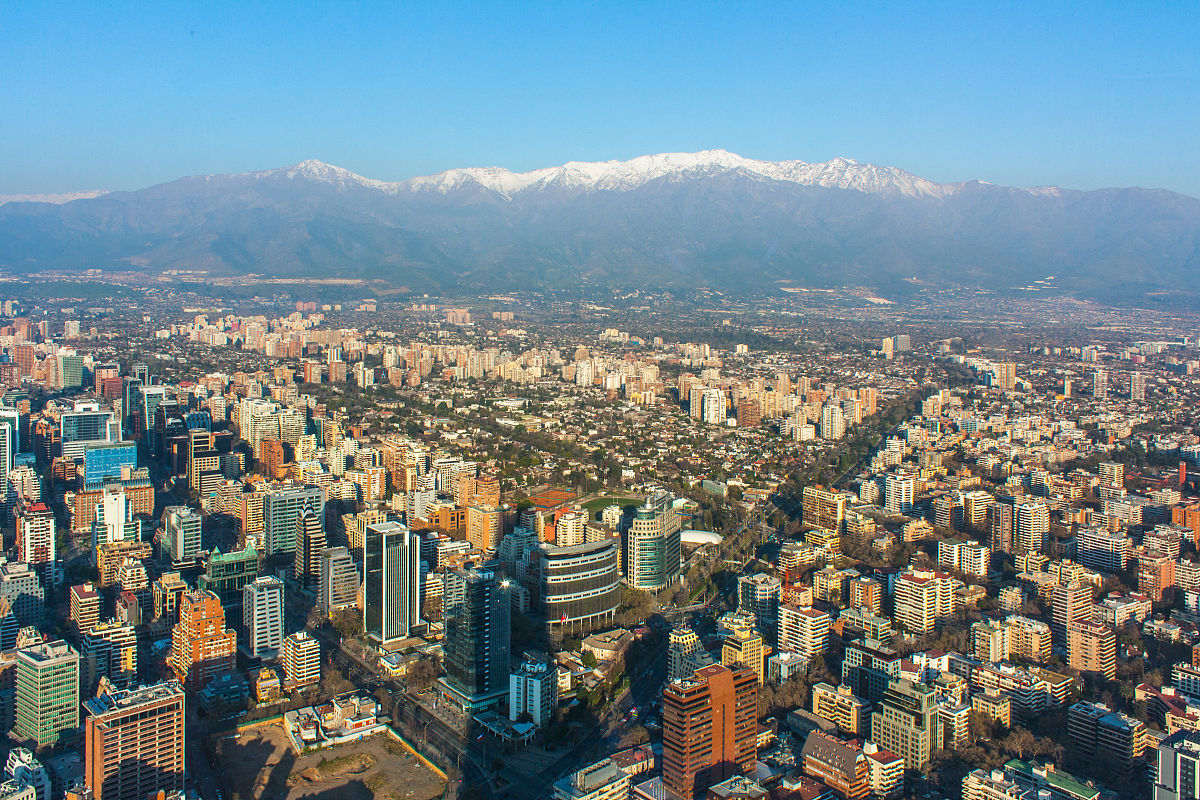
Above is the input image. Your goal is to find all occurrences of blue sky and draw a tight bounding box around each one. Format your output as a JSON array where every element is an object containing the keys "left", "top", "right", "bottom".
[{"left": 2, "top": 1, "right": 1198, "bottom": 195}]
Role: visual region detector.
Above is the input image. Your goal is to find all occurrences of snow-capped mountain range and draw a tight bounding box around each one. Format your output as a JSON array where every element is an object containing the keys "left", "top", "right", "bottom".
[
  {"left": 0, "top": 150, "right": 1195, "bottom": 305},
  {"left": 254, "top": 150, "right": 1043, "bottom": 200}
]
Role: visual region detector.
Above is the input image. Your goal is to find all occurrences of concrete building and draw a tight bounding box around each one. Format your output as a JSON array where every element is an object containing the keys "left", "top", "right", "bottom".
[
  {"left": 14, "top": 640, "right": 79, "bottom": 748},
  {"left": 319, "top": 546, "right": 360, "bottom": 614},
  {"left": 871, "top": 679, "right": 943, "bottom": 770},
  {"left": 553, "top": 758, "right": 630, "bottom": 800},
  {"left": 83, "top": 681, "right": 185, "bottom": 800},
  {"left": 894, "top": 569, "right": 958, "bottom": 635},
  {"left": 777, "top": 604, "right": 829, "bottom": 662},
  {"left": 171, "top": 590, "right": 236, "bottom": 688},
  {"left": 811, "top": 682, "right": 870, "bottom": 736},
  {"left": 663, "top": 664, "right": 758, "bottom": 800},
  {"left": 1067, "top": 620, "right": 1117, "bottom": 680},
  {"left": 282, "top": 631, "right": 320, "bottom": 687},
  {"left": 242, "top": 576, "right": 284, "bottom": 660},
  {"left": 509, "top": 653, "right": 558, "bottom": 727}
]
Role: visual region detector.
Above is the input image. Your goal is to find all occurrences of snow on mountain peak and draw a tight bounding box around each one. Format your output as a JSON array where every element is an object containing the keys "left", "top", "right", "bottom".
[
  {"left": 242, "top": 151, "right": 984, "bottom": 200},
  {"left": 401, "top": 149, "right": 954, "bottom": 199}
]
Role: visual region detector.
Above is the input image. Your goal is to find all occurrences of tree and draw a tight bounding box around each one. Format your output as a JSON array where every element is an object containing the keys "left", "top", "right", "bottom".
[{"left": 406, "top": 659, "right": 440, "bottom": 692}]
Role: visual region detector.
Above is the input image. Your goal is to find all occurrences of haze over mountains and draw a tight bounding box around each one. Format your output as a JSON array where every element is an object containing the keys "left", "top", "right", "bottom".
[{"left": 1, "top": 150, "right": 1197, "bottom": 302}]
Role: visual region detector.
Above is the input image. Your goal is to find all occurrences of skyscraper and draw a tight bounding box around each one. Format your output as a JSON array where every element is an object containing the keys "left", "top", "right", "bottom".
[
  {"left": 1093, "top": 369, "right": 1107, "bottom": 400},
  {"left": 439, "top": 566, "right": 511, "bottom": 712},
  {"left": 83, "top": 681, "right": 185, "bottom": 800},
  {"left": 262, "top": 486, "right": 324, "bottom": 557},
  {"left": 292, "top": 505, "right": 326, "bottom": 587},
  {"left": 623, "top": 491, "right": 682, "bottom": 591},
  {"left": 662, "top": 664, "right": 758, "bottom": 800},
  {"left": 363, "top": 521, "right": 421, "bottom": 646}
]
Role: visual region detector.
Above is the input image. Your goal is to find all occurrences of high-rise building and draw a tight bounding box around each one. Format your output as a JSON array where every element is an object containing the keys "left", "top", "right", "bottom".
[
  {"left": 1153, "top": 730, "right": 1200, "bottom": 800},
  {"left": 992, "top": 362, "right": 1017, "bottom": 392},
  {"left": 319, "top": 546, "right": 360, "bottom": 614},
  {"left": 801, "top": 729, "right": 871, "bottom": 799},
  {"left": 802, "top": 486, "right": 851, "bottom": 534},
  {"left": 668, "top": 625, "right": 710, "bottom": 682},
  {"left": 527, "top": 539, "right": 619, "bottom": 633},
  {"left": 14, "top": 640, "right": 80, "bottom": 748},
  {"left": 262, "top": 486, "right": 324, "bottom": 557},
  {"left": 737, "top": 573, "right": 781, "bottom": 637},
  {"left": 1093, "top": 370, "right": 1107, "bottom": 400},
  {"left": 1005, "top": 615, "right": 1052, "bottom": 663},
  {"left": 871, "top": 679, "right": 943, "bottom": 770},
  {"left": 1077, "top": 527, "right": 1130, "bottom": 572},
  {"left": 70, "top": 583, "right": 100, "bottom": 634},
  {"left": 971, "top": 619, "right": 1010, "bottom": 663},
  {"left": 83, "top": 681, "right": 185, "bottom": 800},
  {"left": 721, "top": 629, "right": 766, "bottom": 685},
  {"left": 842, "top": 638, "right": 902, "bottom": 705},
  {"left": 80, "top": 621, "right": 137, "bottom": 692},
  {"left": 938, "top": 540, "right": 990, "bottom": 577},
  {"left": 810, "top": 682, "right": 871, "bottom": 736},
  {"left": 1067, "top": 701, "right": 1147, "bottom": 770},
  {"left": 884, "top": 472, "right": 915, "bottom": 516},
  {"left": 242, "top": 576, "right": 284, "bottom": 660},
  {"left": 364, "top": 521, "right": 421, "bottom": 646},
  {"left": 282, "top": 631, "right": 320, "bottom": 688},
  {"left": 553, "top": 759, "right": 630, "bottom": 800},
  {"left": 1130, "top": 371, "right": 1146, "bottom": 402},
  {"left": 439, "top": 566, "right": 511, "bottom": 711},
  {"left": 894, "top": 569, "right": 958, "bottom": 635},
  {"left": 161, "top": 506, "right": 202, "bottom": 568},
  {"left": 848, "top": 577, "right": 882, "bottom": 616},
  {"left": 777, "top": 604, "right": 829, "bottom": 662},
  {"left": 1013, "top": 500, "right": 1049, "bottom": 553},
  {"left": 988, "top": 495, "right": 1016, "bottom": 553},
  {"left": 623, "top": 491, "right": 682, "bottom": 591},
  {"left": 1067, "top": 620, "right": 1116, "bottom": 680},
  {"left": 701, "top": 389, "right": 727, "bottom": 425},
  {"left": 292, "top": 505, "right": 326, "bottom": 587},
  {"left": 14, "top": 505, "right": 54, "bottom": 571},
  {"left": 0, "top": 561, "right": 45, "bottom": 628},
  {"left": 4, "top": 748, "right": 50, "bottom": 800},
  {"left": 1098, "top": 461, "right": 1125, "bottom": 489},
  {"left": 197, "top": 542, "right": 259, "bottom": 610},
  {"left": 1051, "top": 582, "right": 1092, "bottom": 644},
  {"left": 820, "top": 404, "right": 846, "bottom": 440},
  {"left": 662, "top": 664, "right": 758, "bottom": 800},
  {"left": 508, "top": 652, "right": 558, "bottom": 727},
  {"left": 152, "top": 572, "right": 188, "bottom": 626},
  {"left": 171, "top": 590, "right": 236, "bottom": 688}
]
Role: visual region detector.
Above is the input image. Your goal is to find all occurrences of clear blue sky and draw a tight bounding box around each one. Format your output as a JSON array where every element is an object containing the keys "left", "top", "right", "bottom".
[{"left": 2, "top": 1, "right": 1198, "bottom": 196}]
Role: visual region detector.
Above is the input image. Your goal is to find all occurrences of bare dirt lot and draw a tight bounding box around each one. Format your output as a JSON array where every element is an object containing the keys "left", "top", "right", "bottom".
[{"left": 214, "top": 723, "right": 446, "bottom": 800}]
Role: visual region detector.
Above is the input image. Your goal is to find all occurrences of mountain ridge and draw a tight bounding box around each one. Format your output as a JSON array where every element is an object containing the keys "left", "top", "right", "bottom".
[{"left": 1, "top": 150, "right": 1197, "bottom": 303}]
